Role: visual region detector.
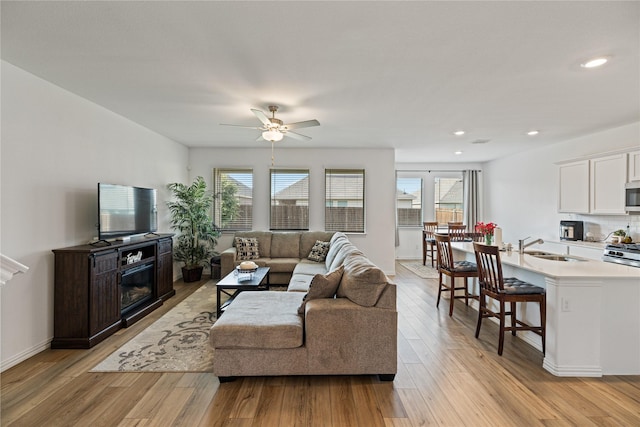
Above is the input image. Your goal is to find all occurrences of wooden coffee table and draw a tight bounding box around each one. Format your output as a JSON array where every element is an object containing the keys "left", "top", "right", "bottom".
[{"left": 216, "top": 266, "right": 270, "bottom": 317}]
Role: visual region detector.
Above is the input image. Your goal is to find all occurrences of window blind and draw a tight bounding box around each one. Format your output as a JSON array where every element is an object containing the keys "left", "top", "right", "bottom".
[
  {"left": 325, "top": 169, "right": 365, "bottom": 232},
  {"left": 270, "top": 169, "right": 309, "bottom": 230},
  {"left": 213, "top": 169, "right": 253, "bottom": 231}
]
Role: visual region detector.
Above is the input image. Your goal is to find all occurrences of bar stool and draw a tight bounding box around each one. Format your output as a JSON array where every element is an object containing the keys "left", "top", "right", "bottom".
[
  {"left": 472, "top": 242, "right": 546, "bottom": 356},
  {"left": 435, "top": 234, "right": 478, "bottom": 316},
  {"left": 422, "top": 221, "right": 438, "bottom": 267}
]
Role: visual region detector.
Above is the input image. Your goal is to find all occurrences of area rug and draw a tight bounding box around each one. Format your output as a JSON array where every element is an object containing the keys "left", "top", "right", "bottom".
[
  {"left": 91, "top": 280, "right": 218, "bottom": 372},
  {"left": 399, "top": 260, "right": 439, "bottom": 279}
]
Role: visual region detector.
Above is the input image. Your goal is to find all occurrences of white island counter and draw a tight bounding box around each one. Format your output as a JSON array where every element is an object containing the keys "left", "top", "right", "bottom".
[{"left": 451, "top": 242, "right": 640, "bottom": 377}]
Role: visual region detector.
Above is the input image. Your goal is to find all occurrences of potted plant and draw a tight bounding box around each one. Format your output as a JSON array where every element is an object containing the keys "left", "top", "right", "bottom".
[{"left": 167, "top": 176, "right": 220, "bottom": 282}]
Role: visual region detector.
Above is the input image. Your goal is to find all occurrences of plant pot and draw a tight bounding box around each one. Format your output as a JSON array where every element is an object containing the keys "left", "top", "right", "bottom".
[{"left": 182, "top": 265, "right": 204, "bottom": 283}]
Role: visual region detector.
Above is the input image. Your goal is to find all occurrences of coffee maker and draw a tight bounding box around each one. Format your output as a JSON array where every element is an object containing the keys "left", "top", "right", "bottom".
[{"left": 560, "top": 220, "right": 584, "bottom": 241}]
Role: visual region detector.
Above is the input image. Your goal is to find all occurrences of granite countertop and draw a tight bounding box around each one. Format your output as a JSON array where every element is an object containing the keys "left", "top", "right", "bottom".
[{"left": 451, "top": 242, "right": 640, "bottom": 279}]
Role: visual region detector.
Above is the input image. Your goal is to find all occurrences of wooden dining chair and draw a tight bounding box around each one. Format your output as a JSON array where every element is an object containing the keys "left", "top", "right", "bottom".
[
  {"left": 422, "top": 221, "right": 438, "bottom": 267},
  {"left": 448, "top": 224, "right": 467, "bottom": 241},
  {"left": 466, "top": 232, "right": 484, "bottom": 242},
  {"left": 472, "top": 242, "right": 546, "bottom": 356},
  {"left": 434, "top": 234, "right": 478, "bottom": 316}
]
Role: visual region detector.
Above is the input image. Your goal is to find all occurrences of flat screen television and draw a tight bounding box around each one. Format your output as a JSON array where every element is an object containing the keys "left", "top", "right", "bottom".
[{"left": 98, "top": 183, "right": 158, "bottom": 240}]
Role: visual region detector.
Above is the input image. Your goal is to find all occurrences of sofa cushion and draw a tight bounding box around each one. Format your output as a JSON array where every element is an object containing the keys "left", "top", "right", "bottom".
[
  {"left": 271, "top": 232, "right": 301, "bottom": 258},
  {"left": 329, "top": 243, "right": 363, "bottom": 271},
  {"left": 210, "top": 291, "right": 305, "bottom": 349},
  {"left": 293, "top": 259, "right": 330, "bottom": 276},
  {"left": 288, "top": 274, "right": 314, "bottom": 292},
  {"left": 267, "top": 258, "right": 300, "bottom": 273},
  {"left": 330, "top": 232, "right": 348, "bottom": 245},
  {"left": 298, "top": 266, "right": 344, "bottom": 314},
  {"left": 300, "top": 231, "right": 335, "bottom": 258},
  {"left": 337, "top": 254, "right": 388, "bottom": 307},
  {"left": 235, "top": 237, "right": 260, "bottom": 260},
  {"left": 325, "top": 238, "right": 350, "bottom": 269},
  {"left": 307, "top": 240, "right": 330, "bottom": 262}
]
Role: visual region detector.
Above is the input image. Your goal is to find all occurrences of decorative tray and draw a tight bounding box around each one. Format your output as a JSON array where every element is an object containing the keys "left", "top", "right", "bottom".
[{"left": 235, "top": 266, "right": 258, "bottom": 273}]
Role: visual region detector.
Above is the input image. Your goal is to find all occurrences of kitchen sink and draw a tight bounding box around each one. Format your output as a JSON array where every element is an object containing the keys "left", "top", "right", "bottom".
[
  {"left": 530, "top": 254, "right": 585, "bottom": 262},
  {"left": 523, "top": 250, "right": 552, "bottom": 256}
]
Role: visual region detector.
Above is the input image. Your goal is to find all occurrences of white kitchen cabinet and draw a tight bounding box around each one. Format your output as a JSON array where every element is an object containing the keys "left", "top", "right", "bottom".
[
  {"left": 558, "top": 160, "right": 589, "bottom": 213},
  {"left": 628, "top": 150, "right": 640, "bottom": 181},
  {"left": 590, "top": 154, "right": 627, "bottom": 214}
]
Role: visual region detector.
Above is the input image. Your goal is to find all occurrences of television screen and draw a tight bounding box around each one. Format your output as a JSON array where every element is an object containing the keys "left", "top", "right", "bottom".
[{"left": 98, "top": 183, "right": 158, "bottom": 240}]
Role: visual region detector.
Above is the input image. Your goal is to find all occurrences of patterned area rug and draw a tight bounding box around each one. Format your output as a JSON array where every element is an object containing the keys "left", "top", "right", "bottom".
[
  {"left": 399, "top": 260, "right": 440, "bottom": 279},
  {"left": 91, "top": 281, "right": 217, "bottom": 372}
]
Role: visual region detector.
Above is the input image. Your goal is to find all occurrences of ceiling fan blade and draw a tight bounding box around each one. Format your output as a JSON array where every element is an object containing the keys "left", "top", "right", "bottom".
[
  {"left": 251, "top": 109, "right": 271, "bottom": 126},
  {"left": 285, "top": 131, "right": 312, "bottom": 141},
  {"left": 220, "top": 123, "right": 263, "bottom": 129},
  {"left": 283, "top": 119, "right": 320, "bottom": 130},
  {"left": 256, "top": 134, "right": 265, "bottom": 142}
]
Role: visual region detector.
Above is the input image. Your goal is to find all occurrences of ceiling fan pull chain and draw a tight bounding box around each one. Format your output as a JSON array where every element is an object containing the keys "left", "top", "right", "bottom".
[{"left": 271, "top": 140, "right": 275, "bottom": 167}]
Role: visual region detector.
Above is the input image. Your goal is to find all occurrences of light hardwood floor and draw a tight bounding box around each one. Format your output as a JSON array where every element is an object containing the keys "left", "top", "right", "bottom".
[{"left": 2, "top": 263, "right": 639, "bottom": 426}]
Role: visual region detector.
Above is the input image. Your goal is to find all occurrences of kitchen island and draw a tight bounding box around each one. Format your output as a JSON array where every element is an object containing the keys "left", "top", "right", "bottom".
[{"left": 451, "top": 242, "right": 640, "bottom": 377}]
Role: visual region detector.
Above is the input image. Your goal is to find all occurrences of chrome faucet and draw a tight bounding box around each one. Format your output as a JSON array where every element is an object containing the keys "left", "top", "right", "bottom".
[{"left": 518, "top": 236, "right": 544, "bottom": 253}]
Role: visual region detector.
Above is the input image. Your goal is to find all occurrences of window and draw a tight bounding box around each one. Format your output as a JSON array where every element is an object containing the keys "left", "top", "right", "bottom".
[
  {"left": 434, "top": 177, "right": 463, "bottom": 224},
  {"left": 325, "top": 169, "right": 365, "bottom": 232},
  {"left": 270, "top": 169, "right": 309, "bottom": 230},
  {"left": 396, "top": 176, "right": 422, "bottom": 226},
  {"left": 213, "top": 169, "right": 253, "bottom": 231}
]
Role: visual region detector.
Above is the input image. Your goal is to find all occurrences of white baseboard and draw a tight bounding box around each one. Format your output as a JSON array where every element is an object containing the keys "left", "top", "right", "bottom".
[{"left": 1, "top": 338, "right": 52, "bottom": 373}]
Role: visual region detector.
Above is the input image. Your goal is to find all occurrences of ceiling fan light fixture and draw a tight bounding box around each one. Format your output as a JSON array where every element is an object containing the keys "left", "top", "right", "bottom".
[{"left": 263, "top": 130, "right": 284, "bottom": 142}]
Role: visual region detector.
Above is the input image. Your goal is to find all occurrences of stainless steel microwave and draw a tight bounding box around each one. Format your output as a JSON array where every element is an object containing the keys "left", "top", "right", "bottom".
[{"left": 625, "top": 181, "right": 640, "bottom": 212}]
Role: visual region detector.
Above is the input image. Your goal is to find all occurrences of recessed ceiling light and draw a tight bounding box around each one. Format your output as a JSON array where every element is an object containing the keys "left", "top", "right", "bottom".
[
  {"left": 580, "top": 57, "right": 609, "bottom": 68},
  {"left": 454, "top": 150, "right": 463, "bottom": 155},
  {"left": 453, "top": 130, "right": 465, "bottom": 136},
  {"left": 527, "top": 130, "right": 539, "bottom": 136}
]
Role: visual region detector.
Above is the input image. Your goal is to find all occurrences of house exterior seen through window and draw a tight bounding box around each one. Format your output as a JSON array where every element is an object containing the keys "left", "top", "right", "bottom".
[
  {"left": 270, "top": 169, "right": 309, "bottom": 230},
  {"left": 396, "top": 177, "right": 422, "bottom": 226},
  {"left": 434, "top": 177, "right": 463, "bottom": 224},
  {"left": 213, "top": 169, "right": 253, "bottom": 231},
  {"left": 325, "top": 169, "right": 365, "bottom": 232}
]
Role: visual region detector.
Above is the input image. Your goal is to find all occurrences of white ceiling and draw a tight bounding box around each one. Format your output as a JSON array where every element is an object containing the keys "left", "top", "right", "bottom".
[{"left": 2, "top": 1, "right": 638, "bottom": 163}]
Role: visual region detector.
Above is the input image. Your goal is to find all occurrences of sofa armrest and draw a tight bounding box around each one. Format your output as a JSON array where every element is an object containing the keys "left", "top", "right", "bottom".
[
  {"left": 220, "top": 247, "right": 237, "bottom": 278},
  {"left": 304, "top": 298, "right": 397, "bottom": 375}
]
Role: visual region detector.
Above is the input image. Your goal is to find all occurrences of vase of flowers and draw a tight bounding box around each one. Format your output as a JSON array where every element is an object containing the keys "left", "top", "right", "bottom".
[{"left": 476, "top": 221, "right": 497, "bottom": 245}]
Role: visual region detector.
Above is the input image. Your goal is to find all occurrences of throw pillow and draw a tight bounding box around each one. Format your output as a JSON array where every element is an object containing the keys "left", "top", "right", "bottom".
[
  {"left": 297, "top": 266, "right": 344, "bottom": 315},
  {"left": 337, "top": 255, "right": 388, "bottom": 307},
  {"left": 307, "top": 240, "right": 330, "bottom": 262},
  {"left": 235, "top": 237, "right": 260, "bottom": 261}
]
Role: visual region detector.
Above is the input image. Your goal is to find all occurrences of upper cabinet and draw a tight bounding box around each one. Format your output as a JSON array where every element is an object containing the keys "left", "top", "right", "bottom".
[
  {"left": 558, "top": 150, "right": 630, "bottom": 215},
  {"left": 590, "top": 154, "right": 626, "bottom": 214},
  {"left": 558, "top": 160, "right": 589, "bottom": 213},
  {"left": 628, "top": 150, "right": 640, "bottom": 182}
]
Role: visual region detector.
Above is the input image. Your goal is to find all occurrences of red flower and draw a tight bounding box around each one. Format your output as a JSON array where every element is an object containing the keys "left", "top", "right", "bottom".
[{"left": 475, "top": 222, "right": 497, "bottom": 236}]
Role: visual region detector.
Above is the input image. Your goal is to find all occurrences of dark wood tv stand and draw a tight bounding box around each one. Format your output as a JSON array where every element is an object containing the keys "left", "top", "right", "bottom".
[{"left": 51, "top": 233, "right": 174, "bottom": 349}]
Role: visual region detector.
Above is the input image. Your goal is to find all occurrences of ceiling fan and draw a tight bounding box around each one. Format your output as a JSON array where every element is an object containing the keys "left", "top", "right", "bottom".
[{"left": 221, "top": 105, "right": 320, "bottom": 142}]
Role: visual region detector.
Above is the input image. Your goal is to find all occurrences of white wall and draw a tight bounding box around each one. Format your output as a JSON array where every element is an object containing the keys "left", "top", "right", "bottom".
[
  {"left": 0, "top": 61, "right": 189, "bottom": 370},
  {"left": 483, "top": 122, "right": 640, "bottom": 246},
  {"left": 188, "top": 147, "right": 397, "bottom": 274}
]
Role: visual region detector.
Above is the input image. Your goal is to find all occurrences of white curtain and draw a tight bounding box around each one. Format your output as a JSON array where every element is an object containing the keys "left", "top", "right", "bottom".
[{"left": 463, "top": 170, "right": 480, "bottom": 228}]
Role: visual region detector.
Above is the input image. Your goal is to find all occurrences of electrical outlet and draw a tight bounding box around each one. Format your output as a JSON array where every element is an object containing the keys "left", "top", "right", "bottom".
[{"left": 561, "top": 298, "right": 570, "bottom": 312}]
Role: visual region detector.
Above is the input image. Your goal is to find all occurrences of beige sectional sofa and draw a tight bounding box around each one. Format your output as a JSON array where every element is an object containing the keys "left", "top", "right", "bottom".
[
  {"left": 210, "top": 231, "right": 397, "bottom": 381},
  {"left": 220, "top": 230, "right": 336, "bottom": 285}
]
